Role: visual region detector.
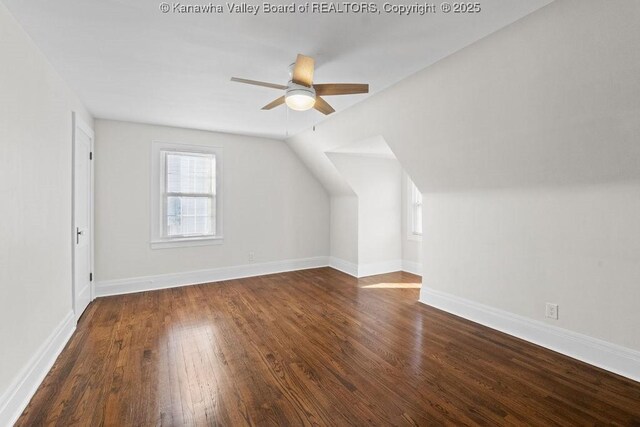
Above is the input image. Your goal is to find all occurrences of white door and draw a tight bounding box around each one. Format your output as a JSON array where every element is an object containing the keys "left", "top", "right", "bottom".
[{"left": 73, "top": 113, "right": 94, "bottom": 321}]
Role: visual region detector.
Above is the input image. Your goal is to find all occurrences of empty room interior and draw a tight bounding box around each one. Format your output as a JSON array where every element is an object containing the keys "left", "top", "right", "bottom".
[{"left": 2, "top": 0, "right": 640, "bottom": 425}]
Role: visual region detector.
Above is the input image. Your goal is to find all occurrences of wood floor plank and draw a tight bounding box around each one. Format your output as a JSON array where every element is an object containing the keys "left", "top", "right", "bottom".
[{"left": 15, "top": 268, "right": 640, "bottom": 426}]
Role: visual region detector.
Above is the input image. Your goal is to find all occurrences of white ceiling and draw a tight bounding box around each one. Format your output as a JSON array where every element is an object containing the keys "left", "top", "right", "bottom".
[{"left": 3, "top": 0, "right": 552, "bottom": 139}]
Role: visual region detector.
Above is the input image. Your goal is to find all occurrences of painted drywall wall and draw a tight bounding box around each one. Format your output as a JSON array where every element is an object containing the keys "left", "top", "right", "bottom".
[
  {"left": 287, "top": 132, "right": 353, "bottom": 196},
  {"left": 424, "top": 185, "right": 640, "bottom": 349},
  {"left": 0, "top": 1, "right": 93, "bottom": 406},
  {"left": 327, "top": 167, "right": 422, "bottom": 277},
  {"left": 94, "top": 120, "right": 329, "bottom": 281},
  {"left": 327, "top": 154, "right": 402, "bottom": 271},
  {"left": 329, "top": 196, "right": 358, "bottom": 267},
  {"left": 321, "top": 135, "right": 418, "bottom": 276},
  {"left": 286, "top": 0, "right": 640, "bottom": 351}
]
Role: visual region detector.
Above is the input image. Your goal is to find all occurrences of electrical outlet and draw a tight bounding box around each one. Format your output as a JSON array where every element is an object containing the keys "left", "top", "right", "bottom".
[
  {"left": 248, "top": 251, "right": 255, "bottom": 262},
  {"left": 545, "top": 303, "right": 559, "bottom": 320}
]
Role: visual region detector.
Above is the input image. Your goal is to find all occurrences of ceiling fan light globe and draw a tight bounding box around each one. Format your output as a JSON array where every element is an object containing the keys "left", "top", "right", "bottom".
[
  {"left": 285, "top": 94, "right": 316, "bottom": 111},
  {"left": 285, "top": 85, "right": 316, "bottom": 111}
]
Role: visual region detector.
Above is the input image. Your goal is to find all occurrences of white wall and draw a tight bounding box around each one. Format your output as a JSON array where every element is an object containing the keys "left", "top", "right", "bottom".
[
  {"left": 0, "top": 0, "right": 92, "bottom": 413},
  {"left": 424, "top": 185, "right": 640, "bottom": 349},
  {"left": 94, "top": 120, "right": 329, "bottom": 282},
  {"left": 329, "top": 196, "right": 358, "bottom": 267},
  {"left": 326, "top": 161, "right": 422, "bottom": 277},
  {"left": 321, "top": 135, "right": 417, "bottom": 277},
  {"left": 327, "top": 154, "right": 402, "bottom": 274},
  {"left": 285, "top": 0, "right": 640, "bottom": 352}
]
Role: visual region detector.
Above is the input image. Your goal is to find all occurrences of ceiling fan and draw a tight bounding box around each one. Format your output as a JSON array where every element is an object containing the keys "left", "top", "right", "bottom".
[{"left": 231, "top": 54, "right": 369, "bottom": 115}]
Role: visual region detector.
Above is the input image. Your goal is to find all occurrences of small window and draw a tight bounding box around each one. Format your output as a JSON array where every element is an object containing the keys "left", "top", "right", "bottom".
[
  {"left": 164, "top": 151, "right": 215, "bottom": 237},
  {"left": 409, "top": 179, "right": 423, "bottom": 237},
  {"left": 151, "top": 142, "right": 223, "bottom": 248}
]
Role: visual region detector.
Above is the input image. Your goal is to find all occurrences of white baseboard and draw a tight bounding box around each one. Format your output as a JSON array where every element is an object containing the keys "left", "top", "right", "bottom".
[
  {"left": 328, "top": 257, "right": 422, "bottom": 278},
  {"left": 401, "top": 260, "right": 422, "bottom": 276},
  {"left": 328, "top": 257, "right": 359, "bottom": 277},
  {"left": 97, "top": 256, "right": 419, "bottom": 296},
  {"left": 419, "top": 287, "right": 640, "bottom": 383},
  {"left": 357, "top": 259, "right": 403, "bottom": 278},
  {"left": 0, "top": 311, "right": 76, "bottom": 426},
  {"left": 95, "top": 256, "right": 330, "bottom": 297}
]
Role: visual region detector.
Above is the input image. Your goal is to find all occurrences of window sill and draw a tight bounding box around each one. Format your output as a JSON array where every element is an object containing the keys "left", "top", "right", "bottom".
[{"left": 150, "top": 236, "right": 224, "bottom": 249}]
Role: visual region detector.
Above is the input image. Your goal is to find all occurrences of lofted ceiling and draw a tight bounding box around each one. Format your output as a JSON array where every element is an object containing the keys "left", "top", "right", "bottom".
[{"left": 3, "top": 0, "right": 552, "bottom": 139}]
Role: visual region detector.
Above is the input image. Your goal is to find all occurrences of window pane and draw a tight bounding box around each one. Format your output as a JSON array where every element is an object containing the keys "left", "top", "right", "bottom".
[
  {"left": 411, "top": 181, "right": 422, "bottom": 205},
  {"left": 166, "top": 152, "right": 214, "bottom": 194},
  {"left": 166, "top": 196, "right": 213, "bottom": 236},
  {"left": 414, "top": 204, "right": 423, "bottom": 234},
  {"left": 409, "top": 180, "right": 423, "bottom": 235}
]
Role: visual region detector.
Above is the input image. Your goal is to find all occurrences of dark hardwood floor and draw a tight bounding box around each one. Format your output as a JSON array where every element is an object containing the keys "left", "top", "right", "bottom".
[{"left": 17, "top": 268, "right": 640, "bottom": 426}]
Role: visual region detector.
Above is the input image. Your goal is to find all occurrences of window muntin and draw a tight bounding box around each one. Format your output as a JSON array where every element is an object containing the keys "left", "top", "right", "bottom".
[{"left": 162, "top": 151, "right": 215, "bottom": 238}]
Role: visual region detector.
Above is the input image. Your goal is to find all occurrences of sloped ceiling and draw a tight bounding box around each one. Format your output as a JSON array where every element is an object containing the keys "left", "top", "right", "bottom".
[
  {"left": 3, "top": 0, "right": 551, "bottom": 139},
  {"left": 286, "top": 1, "right": 555, "bottom": 195},
  {"left": 287, "top": 0, "right": 640, "bottom": 199}
]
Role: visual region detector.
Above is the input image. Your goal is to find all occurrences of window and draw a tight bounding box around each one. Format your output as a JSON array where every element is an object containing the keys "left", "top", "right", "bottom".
[
  {"left": 165, "top": 152, "right": 214, "bottom": 237},
  {"left": 409, "top": 179, "right": 422, "bottom": 238},
  {"left": 151, "top": 142, "right": 222, "bottom": 248}
]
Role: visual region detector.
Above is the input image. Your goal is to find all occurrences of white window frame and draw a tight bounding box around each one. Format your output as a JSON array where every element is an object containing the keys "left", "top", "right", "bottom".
[
  {"left": 407, "top": 178, "right": 423, "bottom": 241},
  {"left": 151, "top": 141, "right": 223, "bottom": 249}
]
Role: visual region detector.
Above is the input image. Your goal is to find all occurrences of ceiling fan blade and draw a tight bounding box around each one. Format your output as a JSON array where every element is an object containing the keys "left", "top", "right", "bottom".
[
  {"left": 231, "top": 77, "right": 287, "bottom": 90},
  {"left": 314, "top": 96, "right": 335, "bottom": 115},
  {"left": 292, "top": 54, "right": 315, "bottom": 87},
  {"left": 261, "top": 96, "right": 285, "bottom": 110},
  {"left": 314, "top": 83, "right": 369, "bottom": 96}
]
